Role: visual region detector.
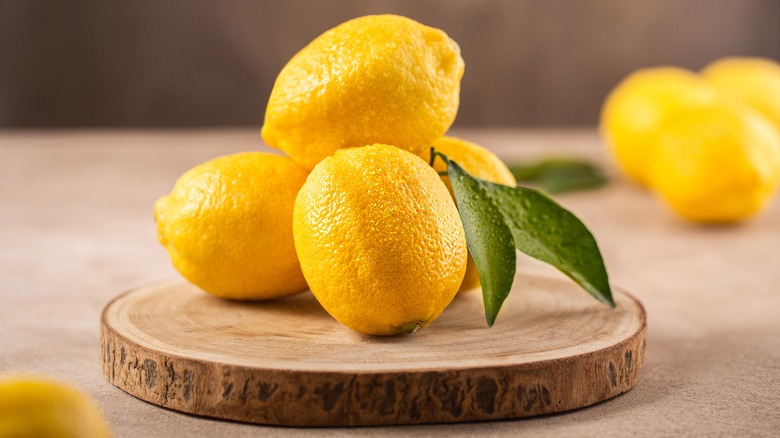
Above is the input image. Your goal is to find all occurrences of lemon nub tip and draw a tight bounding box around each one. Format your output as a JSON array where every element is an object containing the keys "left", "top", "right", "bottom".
[{"left": 400, "top": 321, "right": 423, "bottom": 334}]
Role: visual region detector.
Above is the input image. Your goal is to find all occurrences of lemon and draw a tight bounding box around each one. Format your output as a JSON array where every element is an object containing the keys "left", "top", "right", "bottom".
[
  {"left": 420, "top": 136, "right": 516, "bottom": 292},
  {"left": 155, "top": 152, "right": 309, "bottom": 299},
  {"left": 702, "top": 57, "right": 780, "bottom": 128},
  {"left": 0, "top": 376, "right": 111, "bottom": 438},
  {"left": 600, "top": 67, "right": 721, "bottom": 185},
  {"left": 293, "top": 144, "right": 467, "bottom": 335},
  {"left": 648, "top": 104, "right": 780, "bottom": 223},
  {"left": 262, "top": 15, "right": 465, "bottom": 171}
]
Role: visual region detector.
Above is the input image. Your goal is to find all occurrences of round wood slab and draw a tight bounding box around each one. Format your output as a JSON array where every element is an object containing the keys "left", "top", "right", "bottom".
[{"left": 100, "top": 269, "right": 646, "bottom": 426}]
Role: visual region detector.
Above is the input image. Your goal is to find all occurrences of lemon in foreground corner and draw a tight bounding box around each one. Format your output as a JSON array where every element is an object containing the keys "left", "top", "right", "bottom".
[
  {"left": 155, "top": 152, "right": 309, "bottom": 299},
  {"left": 293, "top": 144, "right": 467, "bottom": 335},
  {"left": 600, "top": 66, "right": 721, "bottom": 185},
  {"left": 702, "top": 57, "right": 780, "bottom": 129},
  {"left": 648, "top": 104, "right": 780, "bottom": 223},
  {"left": 262, "top": 14, "right": 465, "bottom": 171},
  {"left": 420, "top": 136, "right": 516, "bottom": 292},
  {"left": 0, "top": 376, "right": 111, "bottom": 438}
]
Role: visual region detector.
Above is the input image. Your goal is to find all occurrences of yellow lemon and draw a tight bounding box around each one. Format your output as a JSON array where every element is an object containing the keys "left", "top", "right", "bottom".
[
  {"left": 420, "top": 136, "right": 516, "bottom": 292},
  {"left": 293, "top": 144, "right": 467, "bottom": 335},
  {"left": 154, "top": 152, "right": 309, "bottom": 299},
  {"left": 702, "top": 57, "right": 780, "bottom": 128},
  {"left": 600, "top": 67, "right": 721, "bottom": 185},
  {"left": 0, "top": 376, "right": 111, "bottom": 438},
  {"left": 262, "top": 15, "right": 465, "bottom": 171},
  {"left": 648, "top": 104, "right": 780, "bottom": 223}
]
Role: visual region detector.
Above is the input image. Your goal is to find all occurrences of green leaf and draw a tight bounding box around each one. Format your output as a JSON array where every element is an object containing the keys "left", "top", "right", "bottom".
[
  {"left": 446, "top": 159, "right": 517, "bottom": 327},
  {"left": 488, "top": 184, "right": 614, "bottom": 308},
  {"left": 437, "top": 153, "right": 614, "bottom": 326},
  {"left": 508, "top": 158, "right": 608, "bottom": 194}
]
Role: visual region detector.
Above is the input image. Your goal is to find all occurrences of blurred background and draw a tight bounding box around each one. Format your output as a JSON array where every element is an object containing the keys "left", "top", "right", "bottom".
[{"left": 1, "top": 0, "right": 778, "bottom": 128}]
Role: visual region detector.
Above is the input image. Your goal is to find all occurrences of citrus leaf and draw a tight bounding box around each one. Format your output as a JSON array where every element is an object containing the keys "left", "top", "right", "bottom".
[
  {"left": 488, "top": 184, "right": 614, "bottom": 307},
  {"left": 508, "top": 158, "right": 608, "bottom": 194},
  {"left": 437, "top": 152, "right": 614, "bottom": 327},
  {"left": 446, "top": 159, "right": 516, "bottom": 327}
]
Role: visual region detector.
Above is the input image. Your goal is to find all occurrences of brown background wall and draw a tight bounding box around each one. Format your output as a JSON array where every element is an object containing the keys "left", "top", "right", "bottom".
[{"left": 1, "top": 0, "right": 778, "bottom": 127}]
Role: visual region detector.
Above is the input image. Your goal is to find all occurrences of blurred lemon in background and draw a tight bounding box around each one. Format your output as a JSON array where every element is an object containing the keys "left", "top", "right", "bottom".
[
  {"left": 420, "top": 136, "right": 516, "bottom": 292},
  {"left": 293, "top": 144, "right": 467, "bottom": 335},
  {"left": 155, "top": 152, "right": 309, "bottom": 299},
  {"left": 648, "top": 104, "right": 780, "bottom": 223},
  {"left": 0, "top": 376, "right": 111, "bottom": 438},
  {"left": 600, "top": 67, "right": 721, "bottom": 185},
  {"left": 262, "top": 14, "right": 464, "bottom": 171},
  {"left": 702, "top": 57, "right": 780, "bottom": 129},
  {"left": 601, "top": 60, "right": 780, "bottom": 224}
]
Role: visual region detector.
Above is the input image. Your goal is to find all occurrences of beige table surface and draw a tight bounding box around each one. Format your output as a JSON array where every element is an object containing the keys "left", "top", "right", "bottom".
[{"left": 1, "top": 129, "right": 779, "bottom": 437}]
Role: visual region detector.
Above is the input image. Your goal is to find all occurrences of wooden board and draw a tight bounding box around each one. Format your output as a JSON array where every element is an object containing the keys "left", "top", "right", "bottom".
[{"left": 100, "top": 268, "right": 646, "bottom": 427}]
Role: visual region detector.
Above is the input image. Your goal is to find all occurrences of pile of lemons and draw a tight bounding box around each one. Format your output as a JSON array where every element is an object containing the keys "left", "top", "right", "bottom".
[
  {"left": 601, "top": 58, "right": 780, "bottom": 223},
  {"left": 155, "top": 15, "right": 516, "bottom": 335}
]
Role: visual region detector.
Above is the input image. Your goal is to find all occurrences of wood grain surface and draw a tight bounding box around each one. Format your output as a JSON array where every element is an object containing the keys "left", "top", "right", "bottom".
[{"left": 100, "top": 268, "right": 646, "bottom": 426}]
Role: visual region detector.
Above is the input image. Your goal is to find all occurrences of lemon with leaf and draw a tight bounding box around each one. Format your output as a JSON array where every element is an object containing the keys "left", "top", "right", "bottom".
[{"left": 420, "top": 136, "right": 516, "bottom": 292}]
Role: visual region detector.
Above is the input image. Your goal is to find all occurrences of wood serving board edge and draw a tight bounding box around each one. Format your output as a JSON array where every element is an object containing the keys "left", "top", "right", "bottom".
[{"left": 100, "top": 282, "right": 646, "bottom": 427}]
